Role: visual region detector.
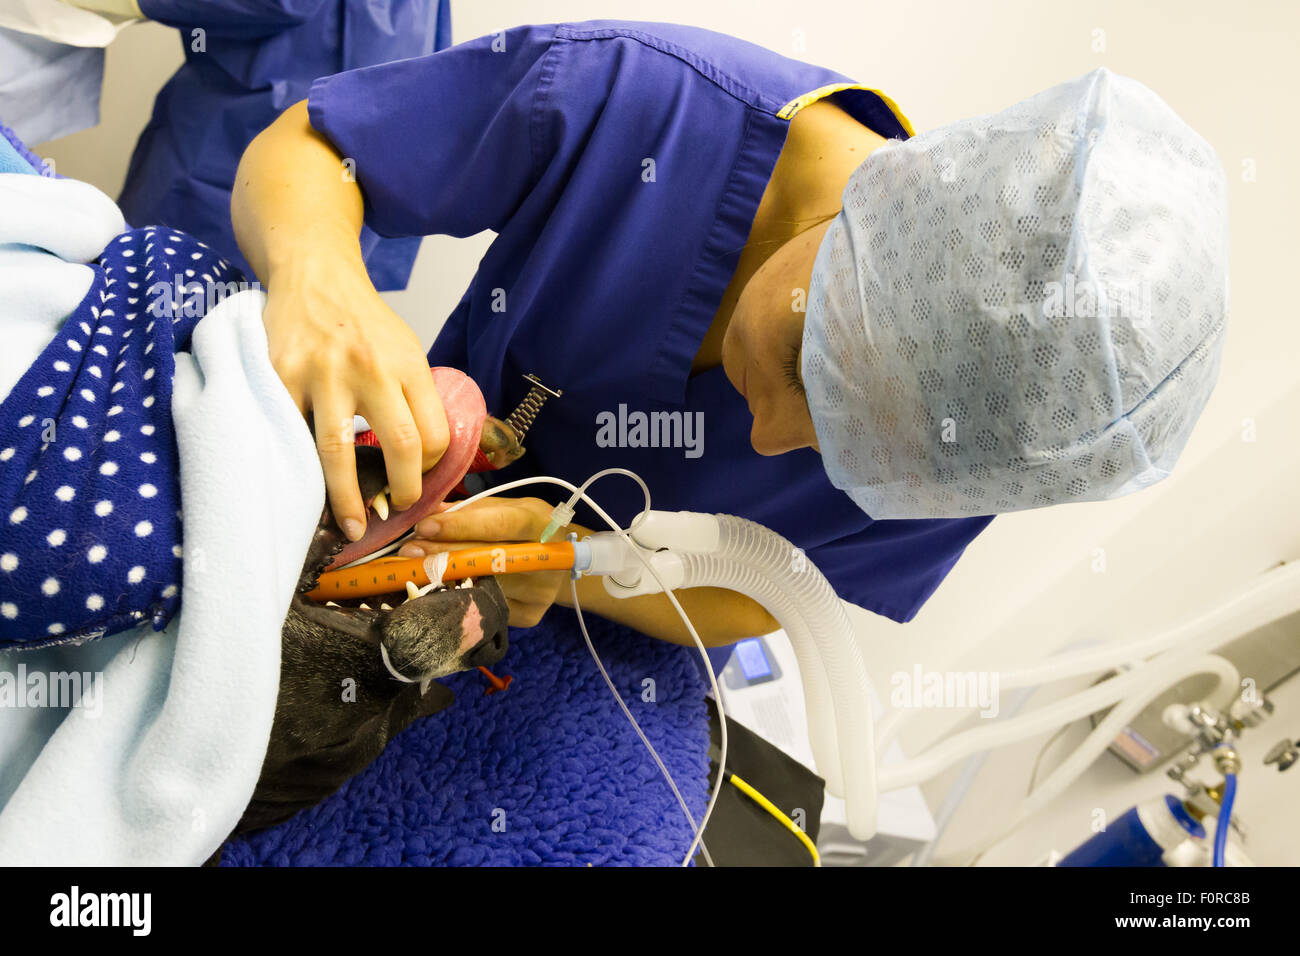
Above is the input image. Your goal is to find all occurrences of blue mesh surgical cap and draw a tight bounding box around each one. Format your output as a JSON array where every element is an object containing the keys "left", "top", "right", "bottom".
[{"left": 803, "top": 68, "right": 1229, "bottom": 519}]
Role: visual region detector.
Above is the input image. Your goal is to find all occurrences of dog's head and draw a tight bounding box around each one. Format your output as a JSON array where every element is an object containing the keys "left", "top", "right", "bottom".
[
  {"left": 290, "top": 442, "right": 511, "bottom": 686},
  {"left": 239, "top": 430, "right": 513, "bottom": 836}
]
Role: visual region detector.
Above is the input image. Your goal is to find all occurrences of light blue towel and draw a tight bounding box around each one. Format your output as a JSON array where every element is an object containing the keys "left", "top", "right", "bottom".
[
  {"left": 0, "top": 171, "right": 322, "bottom": 864},
  {"left": 0, "top": 121, "right": 37, "bottom": 174}
]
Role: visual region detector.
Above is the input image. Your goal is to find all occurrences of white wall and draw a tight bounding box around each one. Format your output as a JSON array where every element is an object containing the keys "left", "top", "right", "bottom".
[{"left": 34, "top": 0, "right": 1300, "bottom": 865}]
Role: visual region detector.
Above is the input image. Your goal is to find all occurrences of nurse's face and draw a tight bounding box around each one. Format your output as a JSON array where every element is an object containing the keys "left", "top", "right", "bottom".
[{"left": 722, "top": 220, "right": 833, "bottom": 456}]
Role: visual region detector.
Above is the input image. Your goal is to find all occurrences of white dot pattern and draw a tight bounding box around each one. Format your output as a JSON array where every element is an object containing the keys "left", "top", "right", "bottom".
[
  {"left": 0, "top": 227, "right": 232, "bottom": 645},
  {"left": 803, "top": 69, "right": 1230, "bottom": 519}
]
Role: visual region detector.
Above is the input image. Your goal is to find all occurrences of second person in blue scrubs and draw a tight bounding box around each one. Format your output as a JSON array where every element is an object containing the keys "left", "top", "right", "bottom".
[
  {"left": 120, "top": 0, "right": 450, "bottom": 291},
  {"left": 231, "top": 21, "right": 993, "bottom": 646}
]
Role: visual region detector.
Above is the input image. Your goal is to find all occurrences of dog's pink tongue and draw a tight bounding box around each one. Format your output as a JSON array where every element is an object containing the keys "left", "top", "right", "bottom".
[{"left": 323, "top": 367, "right": 486, "bottom": 572}]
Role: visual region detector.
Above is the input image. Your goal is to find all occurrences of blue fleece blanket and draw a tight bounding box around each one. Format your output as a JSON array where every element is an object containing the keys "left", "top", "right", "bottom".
[{"left": 218, "top": 613, "right": 711, "bottom": 866}]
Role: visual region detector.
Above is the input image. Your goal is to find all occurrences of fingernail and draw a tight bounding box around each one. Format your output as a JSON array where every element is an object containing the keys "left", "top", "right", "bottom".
[
  {"left": 419, "top": 519, "right": 440, "bottom": 537},
  {"left": 342, "top": 518, "right": 364, "bottom": 541},
  {"left": 399, "top": 544, "right": 425, "bottom": 558}
]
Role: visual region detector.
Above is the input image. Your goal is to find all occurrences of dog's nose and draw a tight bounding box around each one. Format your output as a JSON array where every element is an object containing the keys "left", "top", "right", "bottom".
[{"left": 466, "top": 629, "right": 507, "bottom": 668}]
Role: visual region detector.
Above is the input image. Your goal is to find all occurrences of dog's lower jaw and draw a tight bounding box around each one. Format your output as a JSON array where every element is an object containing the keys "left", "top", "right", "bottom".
[
  {"left": 222, "top": 434, "right": 512, "bottom": 855},
  {"left": 231, "top": 601, "right": 458, "bottom": 840},
  {"left": 227, "top": 576, "right": 508, "bottom": 848}
]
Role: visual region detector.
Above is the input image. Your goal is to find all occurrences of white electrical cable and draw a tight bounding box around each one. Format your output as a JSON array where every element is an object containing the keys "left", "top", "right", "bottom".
[
  {"left": 876, "top": 647, "right": 1241, "bottom": 791},
  {"left": 939, "top": 653, "right": 1239, "bottom": 865},
  {"left": 996, "top": 563, "right": 1298, "bottom": 689},
  {"left": 909, "top": 638, "right": 1103, "bottom": 866},
  {"left": 876, "top": 561, "right": 1299, "bottom": 754},
  {"left": 909, "top": 685, "right": 1037, "bottom": 867},
  {"left": 570, "top": 579, "right": 714, "bottom": 868},
  {"left": 334, "top": 537, "right": 408, "bottom": 570},
  {"left": 876, "top": 564, "right": 1294, "bottom": 781},
  {"left": 1023, "top": 656, "right": 1239, "bottom": 818},
  {"left": 884, "top": 570, "right": 1286, "bottom": 864},
  {"left": 429, "top": 470, "right": 727, "bottom": 868}
]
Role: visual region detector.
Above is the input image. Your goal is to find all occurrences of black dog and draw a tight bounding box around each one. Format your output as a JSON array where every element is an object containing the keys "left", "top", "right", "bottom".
[{"left": 227, "top": 422, "right": 521, "bottom": 841}]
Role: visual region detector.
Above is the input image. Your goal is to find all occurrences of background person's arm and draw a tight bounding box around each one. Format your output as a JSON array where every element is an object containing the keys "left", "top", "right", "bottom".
[
  {"left": 133, "top": 0, "right": 327, "bottom": 35},
  {"left": 232, "top": 100, "right": 449, "bottom": 542}
]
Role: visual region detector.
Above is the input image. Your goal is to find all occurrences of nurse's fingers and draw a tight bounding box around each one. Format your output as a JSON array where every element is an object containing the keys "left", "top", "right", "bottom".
[
  {"left": 359, "top": 385, "right": 426, "bottom": 513},
  {"left": 403, "top": 367, "right": 450, "bottom": 475},
  {"left": 398, "top": 539, "right": 497, "bottom": 557},
  {"left": 311, "top": 390, "right": 365, "bottom": 542},
  {"left": 409, "top": 496, "right": 553, "bottom": 544}
]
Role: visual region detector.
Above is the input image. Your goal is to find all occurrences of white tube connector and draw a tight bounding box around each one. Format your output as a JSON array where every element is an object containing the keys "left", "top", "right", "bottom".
[
  {"left": 627, "top": 510, "right": 721, "bottom": 553},
  {"left": 573, "top": 532, "right": 685, "bottom": 593}
]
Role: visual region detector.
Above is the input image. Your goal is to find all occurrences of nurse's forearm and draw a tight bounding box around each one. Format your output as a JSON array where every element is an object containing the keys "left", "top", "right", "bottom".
[
  {"left": 556, "top": 575, "right": 780, "bottom": 648},
  {"left": 230, "top": 99, "right": 452, "bottom": 543},
  {"left": 232, "top": 99, "right": 368, "bottom": 286}
]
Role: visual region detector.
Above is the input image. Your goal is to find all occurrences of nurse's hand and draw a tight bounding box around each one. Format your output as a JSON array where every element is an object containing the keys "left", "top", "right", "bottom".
[
  {"left": 396, "top": 497, "right": 578, "bottom": 628},
  {"left": 262, "top": 265, "right": 450, "bottom": 542}
]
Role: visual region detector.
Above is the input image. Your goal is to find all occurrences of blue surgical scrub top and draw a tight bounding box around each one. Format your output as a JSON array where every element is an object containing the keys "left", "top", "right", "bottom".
[
  {"left": 119, "top": 0, "right": 451, "bottom": 291},
  {"left": 309, "top": 21, "right": 994, "bottom": 623}
]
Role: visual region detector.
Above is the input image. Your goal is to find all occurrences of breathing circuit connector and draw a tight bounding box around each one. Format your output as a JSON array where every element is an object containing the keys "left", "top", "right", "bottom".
[{"left": 539, "top": 497, "right": 577, "bottom": 543}]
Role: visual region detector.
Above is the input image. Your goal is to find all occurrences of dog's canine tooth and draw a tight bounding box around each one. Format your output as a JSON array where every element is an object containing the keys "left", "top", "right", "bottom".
[
  {"left": 405, "top": 580, "right": 420, "bottom": 602},
  {"left": 326, "top": 601, "right": 340, "bottom": 607},
  {"left": 372, "top": 489, "right": 389, "bottom": 521}
]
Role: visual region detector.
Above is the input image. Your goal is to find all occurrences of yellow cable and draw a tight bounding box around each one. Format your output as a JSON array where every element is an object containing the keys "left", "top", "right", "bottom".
[{"left": 727, "top": 773, "right": 821, "bottom": 867}]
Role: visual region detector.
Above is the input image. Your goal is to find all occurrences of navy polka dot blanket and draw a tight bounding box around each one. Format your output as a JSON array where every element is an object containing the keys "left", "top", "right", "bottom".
[{"left": 0, "top": 226, "right": 238, "bottom": 648}]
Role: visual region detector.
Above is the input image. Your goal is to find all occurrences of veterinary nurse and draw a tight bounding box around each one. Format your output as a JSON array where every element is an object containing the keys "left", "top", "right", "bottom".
[
  {"left": 112, "top": 0, "right": 450, "bottom": 290},
  {"left": 231, "top": 22, "right": 1229, "bottom": 647}
]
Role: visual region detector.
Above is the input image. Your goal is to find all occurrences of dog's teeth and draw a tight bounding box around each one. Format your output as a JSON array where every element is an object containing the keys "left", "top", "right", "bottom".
[
  {"left": 405, "top": 580, "right": 420, "bottom": 602},
  {"left": 359, "top": 603, "right": 371, "bottom": 610},
  {"left": 326, "top": 601, "right": 339, "bottom": 607},
  {"left": 381, "top": 603, "right": 393, "bottom": 611},
  {"left": 372, "top": 490, "right": 389, "bottom": 521}
]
